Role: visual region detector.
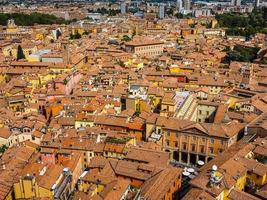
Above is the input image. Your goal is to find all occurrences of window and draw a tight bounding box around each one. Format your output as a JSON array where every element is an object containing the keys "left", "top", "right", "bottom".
[
  {"left": 209, "top": 147, "right": 214, "bottom": 154},
  {"left": 200, "top": 145, "right": 205, "bottom": 153},
  {"left": 220, "top": 140, "right": 224, "bottom": 145},
  {"left": 176, "top": 132, "right": 179, "bottom": 138},
  {"left": 218, "top": 148, "right": 223, "bottom": 154},
  {"left": 166, "top": 131, "right": 170, "bottom": 137},
  {"left": 202, "top": 137, "right": 206, "bottom": 142},
  {"left": 174, "top": 141, "right": 178, "bottom": 148},
  {"left": 199, "top": 110, "right": 202, "bottom": 114},
  {"left": 210, "top": 138, "right": 214, "bottom": 144},
  {"left": 191, "top": 144, "right": 196, "bottom": 152},
  {"left": 183, "top": 143, "right": 187, "bottom": 150},
  {"left": 206, "top": 111, "right": 209, "bottom": 115},
  {"left": 193, "top": 136, "right": 197, "bottom": 141},
  {"left": 166, "top": 140, "right": 170, "bottom": 146},
  {"left": 32, "top": 136, "right": 35, "bottom": 141}
]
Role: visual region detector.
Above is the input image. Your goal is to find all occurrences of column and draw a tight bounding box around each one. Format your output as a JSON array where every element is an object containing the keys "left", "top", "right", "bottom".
[
  {"left": 187, "top": 153, "right": 190, "bottom": 165},
  {"left": 170, "top": 150, "right": 174, "bottom": 160}
]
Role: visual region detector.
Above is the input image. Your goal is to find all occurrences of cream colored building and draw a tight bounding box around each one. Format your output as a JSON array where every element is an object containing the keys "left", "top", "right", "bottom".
[
  {"left": 125, "top": 40, "right": 164, "bottom": 57},
  {"left": 196, "top": 101, "right": 219, "bottom": 123}
]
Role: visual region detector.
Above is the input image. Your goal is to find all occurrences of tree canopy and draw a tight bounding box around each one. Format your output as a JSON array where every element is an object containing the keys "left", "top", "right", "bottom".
[
  {"left": 70, "top": 30, "right": 82, "bottom": 40},
  {"left": 0, "top": 12, "right": 69, "bottom": 26},
  {"left": 88, "top": 8, "right": 120, "bottom": 16},
  {"left": 224, "top": 45, "right": 260, "bottom": 63},
  {"left": 122, "top": 35, "right": 131, "bottom": 42},
  {"left": 0, "top": 144, "right": 8, "bottom": 153},
  {"left": 175, "top": 13, "right": 192, "bottom": 19},
  {"left": 216, "top": 8, "right": 267, "bottom": 38}
]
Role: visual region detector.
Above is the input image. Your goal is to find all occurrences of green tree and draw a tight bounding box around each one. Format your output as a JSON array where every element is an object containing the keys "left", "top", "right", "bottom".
[
  {"left": 156, "top": 65, "right": 161, "bottom": 71},
  {"left": 117, "top": 60, "right": 125, "bottom": 67},
  {"left": 83, "top": 31, "right": 89, "bottom": 35},
  {"left": 17, "top": 45, "right": 25, "bottom": 60},
  {"left": 0, "top": 12, "right": 69, "bottom": 26},
  {"left": 93, "top": 8, "right": 120, "bottom": 16},
  {"left": 175, "top": 13, "right": 184, "bottom": 19},
  {"left": 122, "top": 35, "right": 131, "bottom": 42},
  {"left": 175, "top": 13, "right": 192, "bottom": 19},
  {"left": 224, "top": 45, "right": 260, "bottom": 63},
  {"left": 216, "top": 8, "right": 267, "bottom": 37},
  {"left": 70, "top": 30, "right": 81, "bottom": 40},
  {"left": 190, "top": 23, "right": 197, "bottom": 28},
  {"left": 166, "top": 8, "right": 174, "bottom": 16},
  {"left": 132, "top": 29, "right": 136, "bottom": 37},
  {"left": 0, "top": 144, "right": 8, "bottom": 153}
]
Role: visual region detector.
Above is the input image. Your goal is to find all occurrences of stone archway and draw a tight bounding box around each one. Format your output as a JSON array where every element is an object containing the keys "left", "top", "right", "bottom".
[
  {"left": 207, "top": 157, "right": 213, "bottom": 162},
  {"left": 173, "top": 151, "right": 180, "bottom": 162}
]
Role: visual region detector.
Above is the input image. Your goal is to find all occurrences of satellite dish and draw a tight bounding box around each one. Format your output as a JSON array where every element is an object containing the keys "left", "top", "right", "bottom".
[
  {"left": 182, "top": 171, "right": 190, "bottom": 176},
  {"left": 197, "top": 160, "right": 205, "bottom": 166},
  {"left": 187, "top": 168, "right": 195, "bottom": 173},
  {"left": 212, "top": 165, "right": 218, "bottom": 171}
]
